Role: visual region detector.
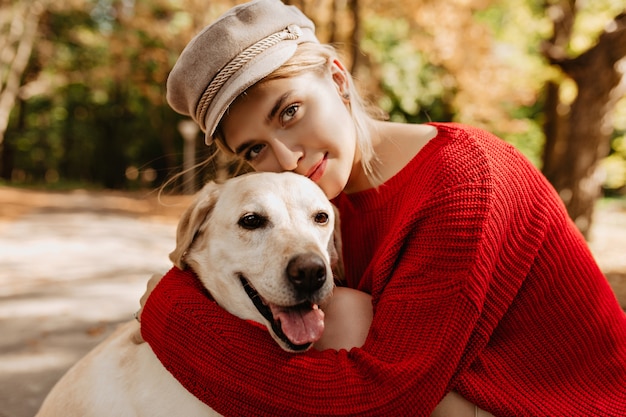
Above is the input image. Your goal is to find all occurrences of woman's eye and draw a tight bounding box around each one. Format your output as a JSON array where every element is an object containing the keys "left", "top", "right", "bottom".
[
  {"left": 244, "top": 143, "right": 265, "bottom": 161},
  {"left": 280, "top": 104, "right": 299, "bottom": 124}
]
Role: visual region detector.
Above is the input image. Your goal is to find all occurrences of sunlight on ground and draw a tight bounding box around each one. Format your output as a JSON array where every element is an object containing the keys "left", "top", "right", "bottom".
[
  {"left": 588, "top": 200, "right": 626, "bottom": 273},
  {"left": 0, "top": 208, "right": 177, "bottom": 417},
  {"left": 0, "top": 351, "right": 77, "bottom": 374}
]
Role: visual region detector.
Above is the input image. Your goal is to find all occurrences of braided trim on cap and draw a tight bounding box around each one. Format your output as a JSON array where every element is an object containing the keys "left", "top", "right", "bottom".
[{"left": 195, "top": 24, "right": 303, "bottom": 132}]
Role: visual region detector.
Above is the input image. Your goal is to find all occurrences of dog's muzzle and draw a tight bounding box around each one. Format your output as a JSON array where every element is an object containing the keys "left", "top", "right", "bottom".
[{"left": 239, "top": 271, "right": 326, "bottom": 352}]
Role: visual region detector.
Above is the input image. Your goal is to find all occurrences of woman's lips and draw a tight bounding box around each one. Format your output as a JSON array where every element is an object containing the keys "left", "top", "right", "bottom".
[{"left": 306, "top": 154, "right": 327, "bottom": 183}]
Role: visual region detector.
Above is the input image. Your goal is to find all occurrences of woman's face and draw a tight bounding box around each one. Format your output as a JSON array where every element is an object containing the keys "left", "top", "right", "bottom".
[{"left": 220, "top": 67, "right": 360, "bottom": 199}]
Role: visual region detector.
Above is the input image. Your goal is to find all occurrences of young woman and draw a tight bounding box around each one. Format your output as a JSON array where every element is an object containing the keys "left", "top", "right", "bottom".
[{"left": 139, "top": 0, "right": 626, "bottom": 415}]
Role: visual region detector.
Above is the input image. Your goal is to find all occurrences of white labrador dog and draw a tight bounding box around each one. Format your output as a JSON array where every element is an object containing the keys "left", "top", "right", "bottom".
[
  {"left": 36, "top": 171, "right": 488, "bottom": 417},
  {"left": 36, "top": 171, "right": 338, "bottom": 417}
]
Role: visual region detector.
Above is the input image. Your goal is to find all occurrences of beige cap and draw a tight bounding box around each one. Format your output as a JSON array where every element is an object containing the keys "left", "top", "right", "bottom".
[{"left": 166, "top": 0, "right": 319, "bottom": 144}]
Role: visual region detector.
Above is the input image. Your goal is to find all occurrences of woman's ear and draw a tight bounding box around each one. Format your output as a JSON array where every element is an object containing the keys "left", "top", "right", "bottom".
[{"left": 329, "top": 59, "right": 350, "bottom": 101}]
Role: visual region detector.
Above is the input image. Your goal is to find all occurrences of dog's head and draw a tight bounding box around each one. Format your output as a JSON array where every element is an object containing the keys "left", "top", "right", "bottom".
[{"left": 170, "top": 172, "right": 338, "bottom": 352}]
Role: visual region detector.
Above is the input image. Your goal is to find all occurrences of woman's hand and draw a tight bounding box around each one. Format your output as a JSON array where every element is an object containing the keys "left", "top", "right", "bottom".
[
  {"left": 131, "top": 273, "right": 164, "bottom": 344},
  {"left": 315, "top": 286, "right": 373, "bottom": 351}
]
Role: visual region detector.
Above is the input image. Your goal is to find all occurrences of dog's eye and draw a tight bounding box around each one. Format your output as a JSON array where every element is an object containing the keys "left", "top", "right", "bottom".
[
  {"left": 238, "top": 213, "right": 267, "bottom": 230},
  {"left": 313, "top": 211, "right": 329, "bottom": 225}
]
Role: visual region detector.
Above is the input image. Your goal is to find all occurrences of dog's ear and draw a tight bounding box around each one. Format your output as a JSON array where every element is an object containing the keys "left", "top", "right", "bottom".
[
  {"left": 169, "top": 182, "right": 221, "bottom": 269},
  {"left": 329, "top": 204, "right": 345, "bottom": 283}
]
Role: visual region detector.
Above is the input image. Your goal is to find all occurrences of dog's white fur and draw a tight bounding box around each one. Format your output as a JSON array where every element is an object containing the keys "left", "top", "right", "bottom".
[{"left": 36, "top": 172, "right": 337, "bottom": 417}]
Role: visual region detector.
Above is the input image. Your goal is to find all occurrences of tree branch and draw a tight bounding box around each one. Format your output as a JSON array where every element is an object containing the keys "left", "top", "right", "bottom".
[
  {"left": 0, "top": 1, "right": 45, "bottom": 146},
  {"left": 549, "top": 10, "right": 626, "bottom": 77}
]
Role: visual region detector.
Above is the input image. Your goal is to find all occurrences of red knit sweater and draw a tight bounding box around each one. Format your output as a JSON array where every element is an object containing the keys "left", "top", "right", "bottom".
[{"left": 142, "top": 123, "right": 626, "bottom": 416}]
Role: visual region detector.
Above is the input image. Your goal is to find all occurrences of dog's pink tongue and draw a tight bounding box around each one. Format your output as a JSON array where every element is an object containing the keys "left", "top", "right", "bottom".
[{"left": 271, "top": 304, "right": 325, "bottom": 345}]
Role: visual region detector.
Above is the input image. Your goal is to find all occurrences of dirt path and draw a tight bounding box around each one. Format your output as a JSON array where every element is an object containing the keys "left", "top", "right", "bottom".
[
  {"left": 0, "top": 187, "right": 191, "bottom": 417},
  {"left": 0, "top": 186, "right": 624, "bottom": 417}
]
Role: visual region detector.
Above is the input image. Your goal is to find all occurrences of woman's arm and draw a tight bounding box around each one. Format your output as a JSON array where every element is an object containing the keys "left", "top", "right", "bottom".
[
  {"left": 143, "top": 265, "right": 481, "bottom": 417},
  {"left": 316, "top": 287, "right": 492, "bottom": 417},
  {"left": 139, "top": 274, "right": 486, "bottom": 417}
]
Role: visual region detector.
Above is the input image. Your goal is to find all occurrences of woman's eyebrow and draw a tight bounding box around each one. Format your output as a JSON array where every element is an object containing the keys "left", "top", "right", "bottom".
[
  {"left": 266, "top": 91, "right": 293, "bottom": 122},
  {"left": 234, "top": 142, "right": 250, "bottom": 156},
  {"left": 232, "top": 90, "right": 296, "bottom": 155}
]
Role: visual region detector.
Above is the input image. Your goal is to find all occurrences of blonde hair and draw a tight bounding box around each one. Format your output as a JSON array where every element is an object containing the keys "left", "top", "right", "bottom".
[{"left": 214, "top": 42, "right": 384, "bottom": 184}]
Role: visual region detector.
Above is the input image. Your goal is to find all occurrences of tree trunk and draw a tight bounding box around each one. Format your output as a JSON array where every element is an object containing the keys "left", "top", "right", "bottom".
[
  {"left": 542, "top": 5, "right": 626, "bottom": 238},
  {"left": 0, "top": 1, "right": 45, "bottom": 148}
]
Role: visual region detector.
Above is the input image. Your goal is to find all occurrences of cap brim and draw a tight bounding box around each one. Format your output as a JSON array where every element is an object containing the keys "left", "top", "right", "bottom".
[{"left": 204, "top": 42, "right": 297, "bottom": 145}]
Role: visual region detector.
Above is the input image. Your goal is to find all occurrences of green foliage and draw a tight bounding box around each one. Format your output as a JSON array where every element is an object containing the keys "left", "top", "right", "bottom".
[
  {"left": 1, "top": 0, "right": 624, "bottom": 195},
  {"left": 471, "top": 0, "right": 552, "bottom": 166},
  {"left": 3, "top": 1, "right": 184, "bottom": 189},
  {"left": 360, "top": 15, "right": 454, "bottom": 124},
  {"left": 602, "top": 137, "right": 625, "bottom": 198},
  {"left": 569, "top": 0, "right": 626, "bottom": 54},
  {"left": 604, "top": 95, "right": 626, "bottom": 193},
  {"left": 360, "top": 2, "right": 550, "bottom": 166}
]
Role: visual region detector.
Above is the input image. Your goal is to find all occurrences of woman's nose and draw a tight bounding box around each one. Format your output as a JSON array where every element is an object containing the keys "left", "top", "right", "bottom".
[{"left": 270, "top": 138, "right": 303, "bottom": 172}]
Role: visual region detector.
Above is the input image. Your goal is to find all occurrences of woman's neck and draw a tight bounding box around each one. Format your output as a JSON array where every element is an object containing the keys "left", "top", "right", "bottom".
[
  {"left": 343, "top": 120, "right": 437, "bottom": 195},
  {"left": 369, "top": 120, "right": 437, "bottom": 185}
]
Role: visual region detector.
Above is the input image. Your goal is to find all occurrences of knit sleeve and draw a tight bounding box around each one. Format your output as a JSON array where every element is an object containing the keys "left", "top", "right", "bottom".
[{"left": 142, "top": 266, "right": 477, "bottom": 416}]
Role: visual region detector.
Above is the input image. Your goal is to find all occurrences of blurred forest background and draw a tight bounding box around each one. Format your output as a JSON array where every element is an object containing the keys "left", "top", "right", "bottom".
[{"left": 1, "top": 0, "right": 625, "bottom": 237}]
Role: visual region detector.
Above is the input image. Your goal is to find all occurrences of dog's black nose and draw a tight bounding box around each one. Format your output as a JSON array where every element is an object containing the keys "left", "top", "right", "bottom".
[{"left": 286, "top": 253, "right": 326, "bottom": 293}]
